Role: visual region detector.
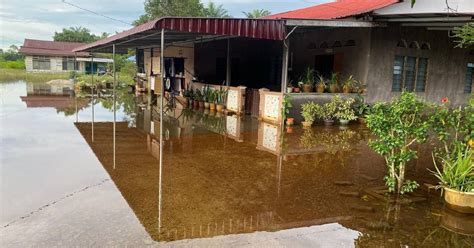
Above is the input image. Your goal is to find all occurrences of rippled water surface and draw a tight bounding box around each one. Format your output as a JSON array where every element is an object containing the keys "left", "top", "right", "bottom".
[{"left": 1, "top": 80, "right": 473, "bottom": 247}]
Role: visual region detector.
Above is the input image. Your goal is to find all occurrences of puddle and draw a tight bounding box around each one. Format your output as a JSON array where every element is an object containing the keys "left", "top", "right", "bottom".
[{"left": 1, "top": 80, "right": 473, "bottom": 246}]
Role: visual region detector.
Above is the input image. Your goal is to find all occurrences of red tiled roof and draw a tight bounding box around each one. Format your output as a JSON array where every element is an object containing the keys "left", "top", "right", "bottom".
[
  {"left": 264, "top": 0, "right": 400, "bottom": 20},
  {"left": 19, "top": 39, "right": 89, "bottom": 56}
]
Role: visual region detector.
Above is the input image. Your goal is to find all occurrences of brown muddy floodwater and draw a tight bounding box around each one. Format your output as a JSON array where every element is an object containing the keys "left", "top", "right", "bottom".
[{"left": 1, "top": 80, "right": 473, "bottom": 247}]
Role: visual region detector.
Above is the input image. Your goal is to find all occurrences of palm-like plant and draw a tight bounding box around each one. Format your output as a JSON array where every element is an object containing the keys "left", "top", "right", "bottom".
[
  {"left": 431, "top": 145, "right": 474, "bottom": 192},
  {"left": 204, "top": 2, "right": 230, "bottom": 17},
  {"left": 242, "top": 9, "right": 271, "bottom": 18}
]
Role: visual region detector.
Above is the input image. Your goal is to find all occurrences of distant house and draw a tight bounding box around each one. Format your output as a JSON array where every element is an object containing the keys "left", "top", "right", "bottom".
[{"left": 19, "top": 39, "right": 113, "bottom": 73}]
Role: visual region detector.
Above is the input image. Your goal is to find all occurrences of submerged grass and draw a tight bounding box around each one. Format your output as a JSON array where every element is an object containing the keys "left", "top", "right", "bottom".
[{"left": 0, "top": 68, "right": 70, "bottom": 83}]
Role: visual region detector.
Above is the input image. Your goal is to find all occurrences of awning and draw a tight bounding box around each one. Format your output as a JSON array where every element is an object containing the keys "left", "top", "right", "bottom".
[{"left": 74, "top": 17, "right": 287, "bottom": 53}]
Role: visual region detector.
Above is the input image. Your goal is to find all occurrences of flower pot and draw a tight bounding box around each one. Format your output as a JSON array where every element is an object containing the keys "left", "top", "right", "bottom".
[
  {"left": 293, "top": 87, "right": 301, "bottom": 93},
  {"left": 209, "top": 110, "right": 216, "bottom": 116},
  {"left": 193, "top": 101, "right": 199, "bottom": 108},
  {"left": 323, "top": 120, "right": 334, "bottom": 126},
  {"left": 302, "top": 121, "right": 312, "bottom": 128},
  {"left": 216, "top": 104, "right": 224, "bottom": 112},
  {"left": 286, "top": 118, "right": 294, "bottom": 126},
  {"left": 210, "top": 103, "right": 216, "bottom": 110},
  {"left": 199, "top": 101, "right": 204, "bottom": 108},
  {"left": 302, "top": 84, "right": 313, "bottom": 93},
  {"left": 316, "top": 85, "right": 325, "bottom": 93},
  {"left": 358, "top": 117, "right": 366, "bottom": 124},
  {"left": 329, "top": 85, "right": 340, "bottom": 93},
  {"left": 188, "top": 99, "right": 194, "bottom": 108},
  {"left": 342, "top": 86, "right": 352, "bottom": 94},
  {"left": 287, "top": 87, "right": 293, "bottom": 93},
  {"left": 182, "top": 98, "right": 189, "bottom": 108},
  {"left": 441, "top": 208, "right": 474, "bottom": 235},
  {"left": 204, "top": 102, "right": 210, "bottom": 109},
  {"left": 286, "top": 126, "right": 294, "bottom": 133},
  {"left": 339, "top": 119, "right": 350, "bottom": 125},
  {"left": 443, "top": 187, "right": 474, "bottom": 214}
]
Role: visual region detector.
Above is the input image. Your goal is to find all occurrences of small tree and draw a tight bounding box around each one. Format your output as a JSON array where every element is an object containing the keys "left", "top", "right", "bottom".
[
  {"left": 242, "top": 9, "right": 271, "bottom": 18},
  {"left": 366, "top": 92, "right": 430, "bottom": 195}
]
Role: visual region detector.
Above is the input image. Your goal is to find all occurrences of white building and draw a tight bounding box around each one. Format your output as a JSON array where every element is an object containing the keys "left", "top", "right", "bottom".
[{"left": 19, "top": 39, "right": 113, "bottom": 73}]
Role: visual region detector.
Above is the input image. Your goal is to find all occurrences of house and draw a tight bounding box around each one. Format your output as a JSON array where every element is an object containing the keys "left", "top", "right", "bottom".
[
  {"left": 19, "top": 39, "right": 113, "bottom": 73},
  {"left": 74, "top": 0, "right": 473, "bottom": 118}
]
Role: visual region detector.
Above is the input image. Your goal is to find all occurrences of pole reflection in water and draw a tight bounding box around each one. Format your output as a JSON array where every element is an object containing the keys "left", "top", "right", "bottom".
[
  {"left": 91, "top": 55, "right": 95, "bottom": 142},
  {"left": 158, "top": 28, "right": 165, "bottom": 236},
  {"left": 113, "top": 44, "right": 116, "bottom": 169}
]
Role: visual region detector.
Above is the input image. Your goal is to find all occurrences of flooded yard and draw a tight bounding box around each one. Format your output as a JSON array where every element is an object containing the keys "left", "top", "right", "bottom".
[{"left": 1, "top": 80, "right": 473, "bottom": 247}]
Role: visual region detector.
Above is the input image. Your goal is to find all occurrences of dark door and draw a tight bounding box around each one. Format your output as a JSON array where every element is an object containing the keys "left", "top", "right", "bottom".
[{"left": 314, "top": 55, "right": 335, "bottom": 77}]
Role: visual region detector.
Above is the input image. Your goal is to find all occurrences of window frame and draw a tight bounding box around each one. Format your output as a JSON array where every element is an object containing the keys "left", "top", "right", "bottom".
[
  {"left": 392, "top": 55, "right": 429, "bottom": 93},
  {"left": 32, "top": 56, "right": 51, "bottom": 70},
  {"left": 465, "top": 63, "right": 474, "bottom": 94}
]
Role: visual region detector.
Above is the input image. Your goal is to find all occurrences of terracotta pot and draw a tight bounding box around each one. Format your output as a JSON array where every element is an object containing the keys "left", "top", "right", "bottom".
[
  {"left": 193, "top": 101, "right": 199, "bottom": 108},
  {"left": 216, "top": 104, "right": 224, "bottom": 112},
  {"left": 324, "top": 119, "right": 335, "bottom": 126},
  {"left": 316, "top": 85, "right": 325, "bottom": 93},
  {"left": 286, "top": 126, "right": 294, "bottom": 133},
  {"left": 199, "top": 101, "right": 204, "bottom": 108},
  {"left": 302, "top": 84, "right": 313, "bottom": 93},
  {"left": 444, "top": 187, "right": 474, "bottom": 214},
  {"left": 339, "top": 119, "right": 350, "bottom": 125},
  {"left": 329, "top": 85, "right": 339, "bottom": 93},
  {"left": 286, "top": 118, "right": 294, "bottom": 126},
  {"left": 209, "top": 110, "right": 216, "bottom": 116},
  {"left": 210, "top": 103, "right": 216, "bottom": 110},
  {"left": 293, "top": 87, "right": 301, "bottom": 93},
  {"left": 204, "top": 102, "right": 210, "bottom": 109},
  {"left": 302, "top": 121, "right": 312, "bottom": 128},
  {"left": 342, "top": 86, "right": 352, "bottom": 94},
  {"left": 358, "top": 117, "right": 366, "bottom": 124}
]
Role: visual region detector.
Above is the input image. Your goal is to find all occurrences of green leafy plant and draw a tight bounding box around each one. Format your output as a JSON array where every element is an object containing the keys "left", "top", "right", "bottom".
[
  {"left": 202, "top": 86, "right": 213, "bottom": 102},
  {"left": 216, "top": 87, "right": 228, "bottom": 105},
  {"left": 335, "top": 96, "right": 357, "bottom": 121},
  {"left": 282, "top": 94, "right": 293, "bottom": 122},
  {"left": 366, "top": 92, "right": 430, "bottom": 195},
  {"left": 302, "top": 67, "right": 315, "bottom": 86},
  {"left": 301, "top": 101, "right": 318, "bottom": 124},
  {"left": 208, "top": 89, "right": 217, "bottom": 103},
  {"left": 342, "top": 75, "right": 356, "bottom": 88},
  {"left": 194, "top": 89, "right": 203, "bottom": 102},
  {"left": 353, "top": 94, "right": 370, "bottom": 118},
  {"left": 315, "top": 75, "right": 326, "bottom": 88},
  {"left": 431, "top": 145, "right": 473, "bottom": 192},
  {"left": 314, "top": 97, "right": 338, "bottom": 121}
]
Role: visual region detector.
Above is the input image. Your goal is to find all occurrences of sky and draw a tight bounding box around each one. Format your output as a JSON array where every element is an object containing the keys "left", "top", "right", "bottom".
[{"left": 0, "top": 0, "right": 330, "bottom": 50}]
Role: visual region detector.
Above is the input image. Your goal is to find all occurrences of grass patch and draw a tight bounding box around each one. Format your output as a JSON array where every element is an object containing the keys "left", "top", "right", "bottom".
[{"left": 0, "top": 68, "right": 70, "bottom": 83}]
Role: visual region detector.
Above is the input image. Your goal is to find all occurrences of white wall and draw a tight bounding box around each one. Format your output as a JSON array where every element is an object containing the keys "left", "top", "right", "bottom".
[{"left": 374, "top": 0, "right": 474, "bottom": 15}]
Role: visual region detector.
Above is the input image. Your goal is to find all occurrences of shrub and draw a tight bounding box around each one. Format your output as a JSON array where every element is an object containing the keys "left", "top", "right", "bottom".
[
  {"left": 301, "top": 101, "right": 318, "bottom": 124},
  {"left": 366, "top": 92, "right": 430, "bottom": 195},
  {"left": 335, "top": 97, "right": 357, "bottom": 121}
]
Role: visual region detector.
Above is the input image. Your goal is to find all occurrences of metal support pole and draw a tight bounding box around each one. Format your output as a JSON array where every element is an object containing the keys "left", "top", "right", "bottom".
[
  {"left": 113, "top": 44, "right": 117, "bottom": 169},
  {"left": 158, "top": 28, "right": 165, "bottom": 234},
  {"left": 91, "top": 55, "right": 95, "bottom": 142},
  {"left": 74, "top": 52, "right": 78, "bottom": 123},
  {"left": 226, "top": 38, "right": 231, "bottom": 86},
  {"left": 281, "top": 39, "right": 289, "bottom": 93}
]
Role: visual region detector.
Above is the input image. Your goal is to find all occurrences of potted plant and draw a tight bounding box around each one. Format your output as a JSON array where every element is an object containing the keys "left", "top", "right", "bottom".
[
  {"left": 314, "top": 99, "right": 337, "bottom": 126},
  {"left": 301, "top": 67, "right": 315, "bottom": 93},
  {"left": 293, "top": 83, "right": 301, "bottom": 93},
  {"left": 216, "top": 87, "right": 228, "bottom": 112},
  {"left": 315, "top": 75, "right": 326, "bottom": 93},
  {"left": 431, "top": 146, "right": 473, "bottom": 214},
  {"left": 328, "top": 72, "right": 340, "bottom": 93},
  {"left": 300, "top": 101, "right": 317, "bottom": 128},
  {"left": 335, "top": 96, "right": 357, "bottom": 125},
  {"left": 202, "top": 86, "right": 212, "bottom": 109},
  {"left": 353, "top": 94, "right": 370, "bottom": 123},
  {"left": 342, "top": 75, "right": 356, "bottom": 94},
  {"left": 430, "top": 98, "right": 473, "bottom": 213},
  {"left": 282, "top": 95, "right": 293, "bottom": 126},
  {"left": 194, "top": 89, "right": 204, "bottom": 108},
  {"left": 287, "top": 80, "right": 294, "bottom": 93},
  {"left": 209, "top": 90, "right": 217, "bottom": 111}
]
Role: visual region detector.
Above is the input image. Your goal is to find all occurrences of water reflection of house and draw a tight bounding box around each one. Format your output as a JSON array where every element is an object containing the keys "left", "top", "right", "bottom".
[
  {"left": 20, "top": 81, "right": 89, "bottom": 113},
  {"left": 19, "top": 39, "right": 113, "bottom": 73}
]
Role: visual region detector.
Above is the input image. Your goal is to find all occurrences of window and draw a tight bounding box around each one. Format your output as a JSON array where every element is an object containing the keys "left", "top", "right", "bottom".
[
  {"left": 465, "top": 63, "right": 474, "bottom": 93},
  {"left": 62, "top": 57, "right": 75, "bottom": 71},
  {"left": 32, "top": 56, "right": 51, "bottom": 70},
  {"left": 392, "top": 56, "right": 429, "bottom": 92}
]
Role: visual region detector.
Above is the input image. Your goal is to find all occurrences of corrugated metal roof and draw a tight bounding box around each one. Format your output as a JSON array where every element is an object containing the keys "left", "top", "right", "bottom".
[
  {"left": 264, "top": 0, "right": 400, "bottom": 20},
  {"left": 20, "top": 39, "right": 89, "bottom": 56},
  {"left": 74, "top": 17, "right": 286, "bottom": 52}
]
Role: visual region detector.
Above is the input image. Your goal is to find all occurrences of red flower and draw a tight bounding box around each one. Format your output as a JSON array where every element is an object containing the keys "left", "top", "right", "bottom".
[{"left": 441, "top": 97, "right": 449, "bottom": 103}]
